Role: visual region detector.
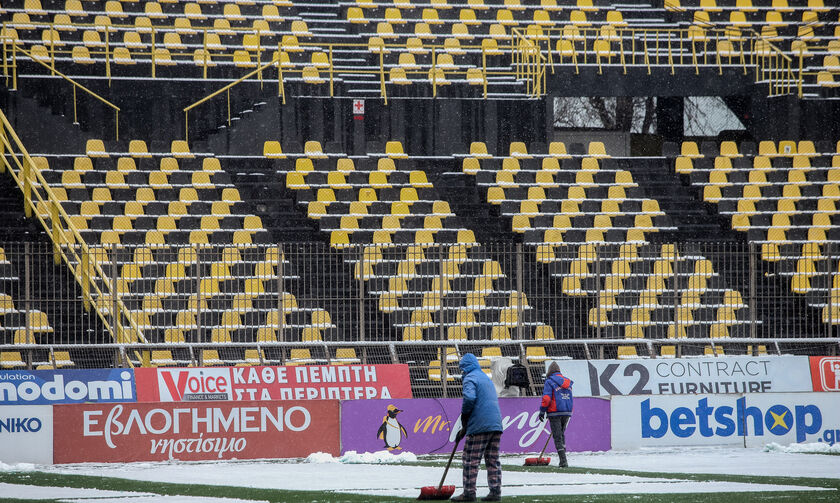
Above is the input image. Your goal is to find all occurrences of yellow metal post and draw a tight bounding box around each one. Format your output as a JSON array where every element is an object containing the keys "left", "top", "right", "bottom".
[
  {"left": 481, "top": 46, "right": 487, "bottom": 99},
  {"left": 22, "top": 156, "right": 31, "bottom": 217},
  {"left": 12, "top": 42, "right": 17, "bottom": 90},
  {"left": 151, "top": 26, "right": 156, "bottom": 78},
  {"left": 51, "top": 200, "right": 60, "bottom": 264},
  {"left": 227, "top": 88, "right": 231, "bottom": 125},
  {"left": 619, "top": 29, "right": 627, "bottom": 74},
  {"left": 380, "top": 49, "right": 387, "bottom": 104},
  {"left": 546, "top": 31, "right": 555, "bottom": 74},
  {"left": 185, "top": 110, "right": 189, "bottom": 143},
  {"left": 329, "top": 45, "right": 334, "bottom": 97},
  {"left": 431, "top": 48, "right": 437, "bottom": 98},
  {"left": 257, "top": 29, "right": 263, "bottom": 87},
  {"left": 2, "top": 22, "right": 7, "bottom": 86},
  {"left": 81, "top": 249, "right": 90, "bottom": 310},
  {"left": 202, "top": 27, "right": 208, "bottom": 79},
  {"left": 797, "top": 52, "right": 803, "bottom": 98},
  {"left": 278, "top": 53, "right": 286, "bottom": 104},
  {"left": 0, "top": 125, "right": 6, "bottom": 173},
  {"left": 73, "top": 85, "right": 78, "bottom": 124},
  {"left": 115, "top": 110, "right": 119, "bottom": 141},
  {"left": 667, "top": 31, "right": 674, "bottom": 75},
  {"left": 105, "top": 25, "right": 111, "bottom": 85},
  {"left": 49, "top": 22, "right": 55, "bottom": 76}
]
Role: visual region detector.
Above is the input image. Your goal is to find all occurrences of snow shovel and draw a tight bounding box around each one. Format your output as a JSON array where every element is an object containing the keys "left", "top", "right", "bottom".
[
  {"left": 524, "top": 431, "right": 552, "bottom": 466},
  {"left": 418, "top": 436, "right": 460, "bottom": 500}
]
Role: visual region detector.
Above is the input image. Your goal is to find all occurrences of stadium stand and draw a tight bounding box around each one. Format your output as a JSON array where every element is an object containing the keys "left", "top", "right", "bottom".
[{"left": 1, "top": 0, "right": 838, "bottom": 395}]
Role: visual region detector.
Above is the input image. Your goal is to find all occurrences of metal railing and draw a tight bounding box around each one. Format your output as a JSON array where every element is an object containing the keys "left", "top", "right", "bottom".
[
  {"left": 1, "top": 20, "right": 297, "bottom": 82},
  {"left": 183, "top": 52, "right": 287, "bottom": 143},
  {"left": 0, "top": 111, "right": 145, "bottom": 358},
  {"left": 1, "top": 20, "right": 508, "bottom": 95},
  {"left": 0, "top": 241, "right": 837, "bottom": 394},
  {"left": 3, "top": 43, "right": 122, "bottom": 139},
  {"left": 793, "top": 44, "right": 836, "bottom": 99},
  {"left": 511, "top": 25, "right": 799, "bottom": 97}
]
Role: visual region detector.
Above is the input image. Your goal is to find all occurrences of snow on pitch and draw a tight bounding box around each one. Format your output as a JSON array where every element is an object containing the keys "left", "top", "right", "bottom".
[
  {"left": 22, "top": 445, "right": 835, "bottom": 498},
  {"left": 0, "top": 482, "right": 264, "bottom": 502},
  {"left": 535, "top": 444, "right": 840, "bottom": 480}
]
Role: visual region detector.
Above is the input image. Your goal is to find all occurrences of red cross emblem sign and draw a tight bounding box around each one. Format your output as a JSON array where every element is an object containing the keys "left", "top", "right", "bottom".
[{"left": 353, "top": 99, "right": 365, "bottom": 115}]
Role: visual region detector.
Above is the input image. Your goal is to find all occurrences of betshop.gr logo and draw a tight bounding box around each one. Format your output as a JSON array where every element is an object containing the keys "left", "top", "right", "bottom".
[{"left": 641, "top": 397, "right": 823, "bottom": 442}]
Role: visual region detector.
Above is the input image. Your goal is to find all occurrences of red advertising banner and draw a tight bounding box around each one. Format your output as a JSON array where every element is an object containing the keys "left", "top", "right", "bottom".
[
  {"left": 809, "top": 356, "right": 840, "bottom": 392},
  {"left": 53, "top": 400, "right": 340, "bottom": 463},
  {"left": 134, "top": 364, "right": 411, "bottom": 403}
]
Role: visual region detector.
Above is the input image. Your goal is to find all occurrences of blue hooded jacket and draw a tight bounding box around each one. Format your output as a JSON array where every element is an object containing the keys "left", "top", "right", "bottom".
[{"left": 459, "top": 353, "right": 503, "bottom": 435}]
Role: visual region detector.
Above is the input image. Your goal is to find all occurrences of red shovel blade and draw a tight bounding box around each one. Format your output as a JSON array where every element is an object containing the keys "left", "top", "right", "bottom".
[
  {"left": 418, "top": 485, "right": 456, "bottom": 500},
  {"left": 524, "top": 456, "right": 551, "bottom": 466}
]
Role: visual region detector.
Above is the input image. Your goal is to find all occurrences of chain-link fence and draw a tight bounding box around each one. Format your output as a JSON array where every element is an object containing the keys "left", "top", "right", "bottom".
[{"left": 1, "top": 240, "right": 837, "bottom": 396}]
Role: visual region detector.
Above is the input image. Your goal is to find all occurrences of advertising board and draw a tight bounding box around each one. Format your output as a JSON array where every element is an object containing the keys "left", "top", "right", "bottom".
[
  {"left": 135, "top": 364, "right": 411, "bottom": 403},
  {"left": 0, "top": 405, "right": 53, "bottom": 464},
  {"left": 340, "top": 397, "right": 610, "bottom": 455},
  {"left": 551, "top": 356, "right": 813, "bottom": 397},
  {"left": 809, "top": 356, "right": 840, "bottom": 392},
  {"left": 0, "top": 369, "right": 136, "bottom": 405},
  {"left": 53, "top": 400, "right": 340, "bottom": 463},
  {"left": 611, "top": 392, "right": 840, "bottom": 449}
]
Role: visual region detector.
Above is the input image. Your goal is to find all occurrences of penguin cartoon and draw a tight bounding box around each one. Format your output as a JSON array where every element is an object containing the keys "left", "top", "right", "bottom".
[{"left": 376, "top": 404, "right": 408, "bottom": 450}]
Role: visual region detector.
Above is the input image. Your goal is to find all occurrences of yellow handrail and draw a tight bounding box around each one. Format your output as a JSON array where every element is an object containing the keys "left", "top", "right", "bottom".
[
  {"left": 183, "top": 54, "right": 284, "bottom": 142},
  {"left": 11, "top": 44, "right": 121, "bottom": 139},
  {"left": 512, "top": 25, "right": 796, "bottom": 97},
  {"left": 0, "top": 109, "right": 147, "bottom": 357}
]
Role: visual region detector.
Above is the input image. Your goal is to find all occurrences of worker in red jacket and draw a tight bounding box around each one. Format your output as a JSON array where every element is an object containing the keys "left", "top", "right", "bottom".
[{"left": 538, "top": 361, "right": 573, "bottom": 468}]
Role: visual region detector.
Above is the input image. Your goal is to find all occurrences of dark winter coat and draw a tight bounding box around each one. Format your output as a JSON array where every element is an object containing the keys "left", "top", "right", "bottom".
[
  {"left": 540, "top": 371, "right": 573, "bottom": 417},
  {"left": 459, "top": 353, "right": 503, "bottom": 435}
]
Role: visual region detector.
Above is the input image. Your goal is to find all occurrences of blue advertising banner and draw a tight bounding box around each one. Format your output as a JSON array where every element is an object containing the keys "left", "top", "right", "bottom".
[{"left": 0, "top": 369, "right": 136, "bottom": 405}]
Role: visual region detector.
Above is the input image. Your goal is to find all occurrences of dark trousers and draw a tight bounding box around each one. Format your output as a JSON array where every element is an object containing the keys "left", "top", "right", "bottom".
[
  {"left": 462, "top": 431, "right": 502, "bottom": 497},
  {"left": 548, "top": 415, "right": 570, "bottom": 467}
]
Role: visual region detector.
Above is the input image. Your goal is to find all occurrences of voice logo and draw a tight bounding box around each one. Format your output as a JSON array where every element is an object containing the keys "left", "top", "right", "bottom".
[{"left": 157, "top": 368, "right": 232, "bottom": 402}]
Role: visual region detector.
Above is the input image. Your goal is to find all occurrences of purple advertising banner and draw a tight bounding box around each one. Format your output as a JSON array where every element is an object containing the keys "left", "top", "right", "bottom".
[{"left": 340, "top": 397, "right": 610, "bottom": 455}]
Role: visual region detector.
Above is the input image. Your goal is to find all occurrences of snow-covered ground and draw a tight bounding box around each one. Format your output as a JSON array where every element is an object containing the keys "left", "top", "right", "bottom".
[
  {"left": 541, "top": 444, "right": 840, "bottom": 479},
  {"left": 0, "top": 482, "right": 265, "bottom": 503},
  {"left": 0, "top": 446, "right": 831, "bottom": 499}
]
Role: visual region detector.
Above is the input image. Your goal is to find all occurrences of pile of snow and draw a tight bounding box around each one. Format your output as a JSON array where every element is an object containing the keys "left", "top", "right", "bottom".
[
  {"left": 304, "top": 452, "right": 338, "bottom": 464},
  {"left": 305, "top": 450, "right": 418, "bottom": 464},
  {"left": 0, "top": 462, "right": 35, "bottom": 472},
  {"left": 764, "top": 442, "right": 840, "bottom": 455}
]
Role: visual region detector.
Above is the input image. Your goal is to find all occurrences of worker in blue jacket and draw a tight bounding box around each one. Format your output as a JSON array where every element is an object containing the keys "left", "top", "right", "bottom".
[
  {"left": 538, "top": 361, "right": 573, "bottom": 468},
  {"left": 452, "top": 352, "right": 503, "bottom": 502}
]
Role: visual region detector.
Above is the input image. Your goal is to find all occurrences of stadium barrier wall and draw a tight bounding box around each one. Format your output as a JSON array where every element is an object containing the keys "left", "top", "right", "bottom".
[
  {"left": 2, "top": 356, "right": 837, "bottom": 464},
  {"left": 340, "top": 397, "right": 611, "bottom": 455}
]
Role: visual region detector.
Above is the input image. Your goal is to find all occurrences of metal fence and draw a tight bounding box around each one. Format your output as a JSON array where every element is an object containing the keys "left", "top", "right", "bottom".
[{"left": 0, "top": 240, "right": 837, "bottom": 396}]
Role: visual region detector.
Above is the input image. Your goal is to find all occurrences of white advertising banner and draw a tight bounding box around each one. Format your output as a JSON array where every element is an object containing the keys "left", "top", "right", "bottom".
[
  {"left": 551, "top": 356, "right": 812, "bottom": 397},
  {"left": 0, "top": 405, "right": 53, "bottom": 464},
  {"left": 612, "top": 392, "right": 840, "bottom": 450},
  {"left": 740, "top": 393, "right": 840, "bottom": 448}
]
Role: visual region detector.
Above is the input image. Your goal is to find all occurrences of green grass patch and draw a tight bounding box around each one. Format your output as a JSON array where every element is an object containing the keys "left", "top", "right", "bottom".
[{"left": 0, "top": 461, "right": 836, "bottom": 503}]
